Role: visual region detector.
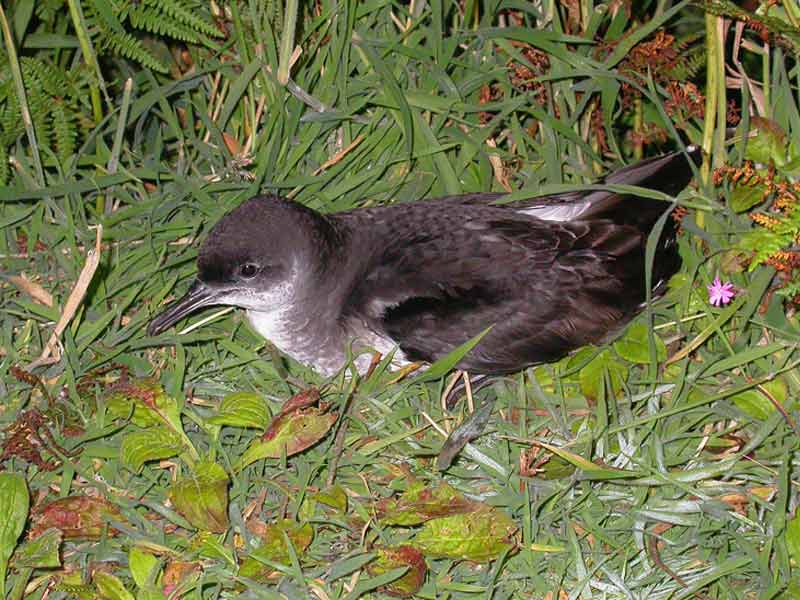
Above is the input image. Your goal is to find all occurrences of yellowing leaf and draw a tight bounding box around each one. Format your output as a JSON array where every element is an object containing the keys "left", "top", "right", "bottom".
[
  {"left": 236, "top": 391, "right": 336, "bottom": 469},
  {"left": 412, "top": 505, "right": 516, "bottom": 562},
  {"left": 375, "top": 481, "right": 475, "bottom": 526},
  {"left": 169, "top": 462, "right": 230, "bottom": 533},
  {"left": 367, "top": 546, "right": 426, "bottom": 597}
]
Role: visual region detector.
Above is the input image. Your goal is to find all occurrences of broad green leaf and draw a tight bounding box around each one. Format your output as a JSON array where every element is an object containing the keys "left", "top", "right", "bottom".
[
  {"left": 578, "top": 349, "right": 628, "bottom": 400},
  {"left": 412, "top": 505, "right": 516, "bottom": 561},
  {"left": 745, "top": 118, "right": 787, "bottom": 166},
  {"left": 94, "top": 571, "right": 135, "bottom": 600},
  {"left": 729, "top": 184, "right": 766, "bottom": 213},
  {"left": 732, "top": 379, "right": 788, "bottom": 420},
  {"left": 376, "top": 481, "right": 475, "bottom": 526},
  {"left": 206, "top": 391, "right": 270, "bottom": 429},
  {"left": 786, "top": 513, "right": 800, "bottom": 565},
  {"left": 30, "top": 496, "right": 122, "bottom": 540},
  {"left": 367, "top": 546, "right": 426, "bottom": 597},
  {"left": 129, "top": 546, "right": 160, "bottom": 589},
  {"left": 13, "top": 528, "right": 61, "bottom": 569},
  {"left": 238, "top": 520, "right": 313, "bottom": 581},
  {"left": 613, "top": 323, "right": 666, "bottom": 364},
  {"left": 168, "top": 462, "right": 229, "bottom": 533},
  {"left": 0, "top": 473, "right": 29, "bottom": 597},
  {"left": 121, "top": 428, "right": 184, "bottom": 472}
]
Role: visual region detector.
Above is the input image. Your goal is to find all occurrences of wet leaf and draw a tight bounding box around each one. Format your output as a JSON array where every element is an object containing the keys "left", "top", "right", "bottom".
[
  {"left": 729, "top": 184, "right": 767, "bottom": 213},
  {"left": 0, "top": 473, "right": 29, "bottom": 596},
  {"left": 169, "top": 462, "right": 230, "bottom": 533},
  {"left": 95, "top": 571, "right": 135, "bottom": 600},
  {"left": 578, "top": 349, "right": 628, "bottom": 400},
  {"left": 367, "top": 546, "right": 426, "bottom": 597},
  {"left": 412, "top": 504, "right": 516, "bottom": 561},
  {"left": 206, "top": 391, "right": 270, "bottom": 430},
  {"left": 238, "top": 520, "right": 313, "bottom": 580},
  {"left": 30, "top": 496, "right": 122, "bottom": 540},
  {"left": 121, "top": 428, "right": 184, "bottom": 472},
  {"left": 236, "top": 399, "right": 337, "bottom": 469},
  {"left": 613, "top": 323, "right": 666, "bottom": 364},
  {"left": 376, "top": 481, "right": 476, "bottom": 526},
  {"left": 13, "top": 528, "right": 61, "bottom": 569}
]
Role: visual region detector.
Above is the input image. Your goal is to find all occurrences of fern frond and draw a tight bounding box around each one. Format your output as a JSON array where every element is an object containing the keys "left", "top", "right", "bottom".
[
  {"left": 98, "top": 29, "right": 169, "bottom": 73},
  {"left": 0, "top": 143, "right": 8, "bottom": 185},
  {"left": 127, "top": 5, "right": 202, "bottom": 43},
  {"left": 51, "top": 99, "right": 77, "bottom": 168},
  {"left": 142, "top": 0, "right": 221, "bottom": 39}
]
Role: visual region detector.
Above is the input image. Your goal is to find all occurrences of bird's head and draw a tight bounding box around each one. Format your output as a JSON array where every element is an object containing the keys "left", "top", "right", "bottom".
[{"left": 147, "top": 195, "right": 335, "bottom": 336}]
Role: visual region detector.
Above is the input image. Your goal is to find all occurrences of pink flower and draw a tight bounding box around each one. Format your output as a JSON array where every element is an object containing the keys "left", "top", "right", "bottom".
[{"left": 707, "top": 277, "right": 735, "bottom": 307}]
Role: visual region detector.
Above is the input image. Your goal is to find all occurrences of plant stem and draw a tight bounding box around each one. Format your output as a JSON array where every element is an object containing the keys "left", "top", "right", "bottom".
[
  {"left": 277, "top": 0, "right": 299, "bottom": 86},
  {"left": 0, "top": 2, "right": 45, "bottom": 187}
]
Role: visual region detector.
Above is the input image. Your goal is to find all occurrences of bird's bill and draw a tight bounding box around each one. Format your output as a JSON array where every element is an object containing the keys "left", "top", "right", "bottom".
[{"left": 147, "top": 280, "right": 220, "bottom": 336}]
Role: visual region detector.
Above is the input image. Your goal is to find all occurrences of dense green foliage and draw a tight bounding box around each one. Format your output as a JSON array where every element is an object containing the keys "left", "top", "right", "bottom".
[{"left": 3, "top": 0, "right": 800, "bottom": 598}]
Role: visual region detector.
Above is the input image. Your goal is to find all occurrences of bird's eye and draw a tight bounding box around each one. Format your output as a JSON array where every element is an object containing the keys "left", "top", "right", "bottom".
[{"left": 239, "top": 263, "right": 260, "bottom": 279}]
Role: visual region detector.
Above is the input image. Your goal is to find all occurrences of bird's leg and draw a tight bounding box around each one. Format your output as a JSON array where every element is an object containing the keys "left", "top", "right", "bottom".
[{"left": 443, "top": 373, "right": 496, "bottom": 409}]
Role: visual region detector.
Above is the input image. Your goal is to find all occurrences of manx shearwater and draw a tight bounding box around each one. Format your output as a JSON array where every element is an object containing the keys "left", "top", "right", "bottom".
[{"left": 148, "top": 147, "right": 701, "bottom": 381}]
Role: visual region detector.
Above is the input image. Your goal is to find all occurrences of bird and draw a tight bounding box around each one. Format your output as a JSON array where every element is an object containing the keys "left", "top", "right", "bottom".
[{"left": 148, "top": 147, "right": 701, "bottom": 388}]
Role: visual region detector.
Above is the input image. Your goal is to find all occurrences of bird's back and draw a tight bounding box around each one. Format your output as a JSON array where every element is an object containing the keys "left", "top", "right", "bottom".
[{"left": 332, "top": 148, "right": 699, "bottom": 374}]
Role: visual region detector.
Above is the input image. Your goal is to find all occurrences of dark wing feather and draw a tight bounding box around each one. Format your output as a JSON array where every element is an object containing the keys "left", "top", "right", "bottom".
[{"left": 344, "top": 212, "right": 653, "bottom": 375}]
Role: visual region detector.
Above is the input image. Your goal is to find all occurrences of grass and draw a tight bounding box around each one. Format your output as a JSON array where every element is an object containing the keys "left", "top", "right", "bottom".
[{"left": 2, "top": 0, "right": 800, "bottom": 598}]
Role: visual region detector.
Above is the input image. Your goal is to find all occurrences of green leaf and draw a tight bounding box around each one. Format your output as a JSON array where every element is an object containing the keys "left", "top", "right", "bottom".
[
  {"left": 206, "top": 391, "right": 270, "bottom": 430},
  {"left": 578, "top": 349, "right": 628, "bottom": 400},
  {"left": 129, "top": 546, "right": 160, "bottom": 589},
  {"left": 0, "top": 473, "right": 29, "bottom": 596},
  {"left": 613, "top": 323, "right": 667, "bottom": 364},
  {"left": 168, "top": 462, "right": 230, "bottom": 533},
  {"left": 121, "top": 429, "right": 184, "bottom": 472},
  {"left": 13, "top": 528, "right": 61, "bottom": 569},
  {"left": 731, "top": 380, "right": 787, "bottom": 420},
  {"left": 786, "top": 513, "right": 800, "bottom": 565},
  {"left": 729, "top": 184, "right": 767, "bottom": 213},
  {"left": 746, "top": 118, "right": 787, "bottom": 166},
  {"left": 95, "top": 571, "right": 135, "bottom": 600},
  {"left": 412, "top": 505, "right": 516, "bottom": 561}
]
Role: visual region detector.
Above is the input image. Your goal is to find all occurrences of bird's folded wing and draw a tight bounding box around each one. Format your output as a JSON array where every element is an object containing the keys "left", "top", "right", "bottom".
[{"left": 345, "top": 215, "right": 642, "bottom": 374}]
